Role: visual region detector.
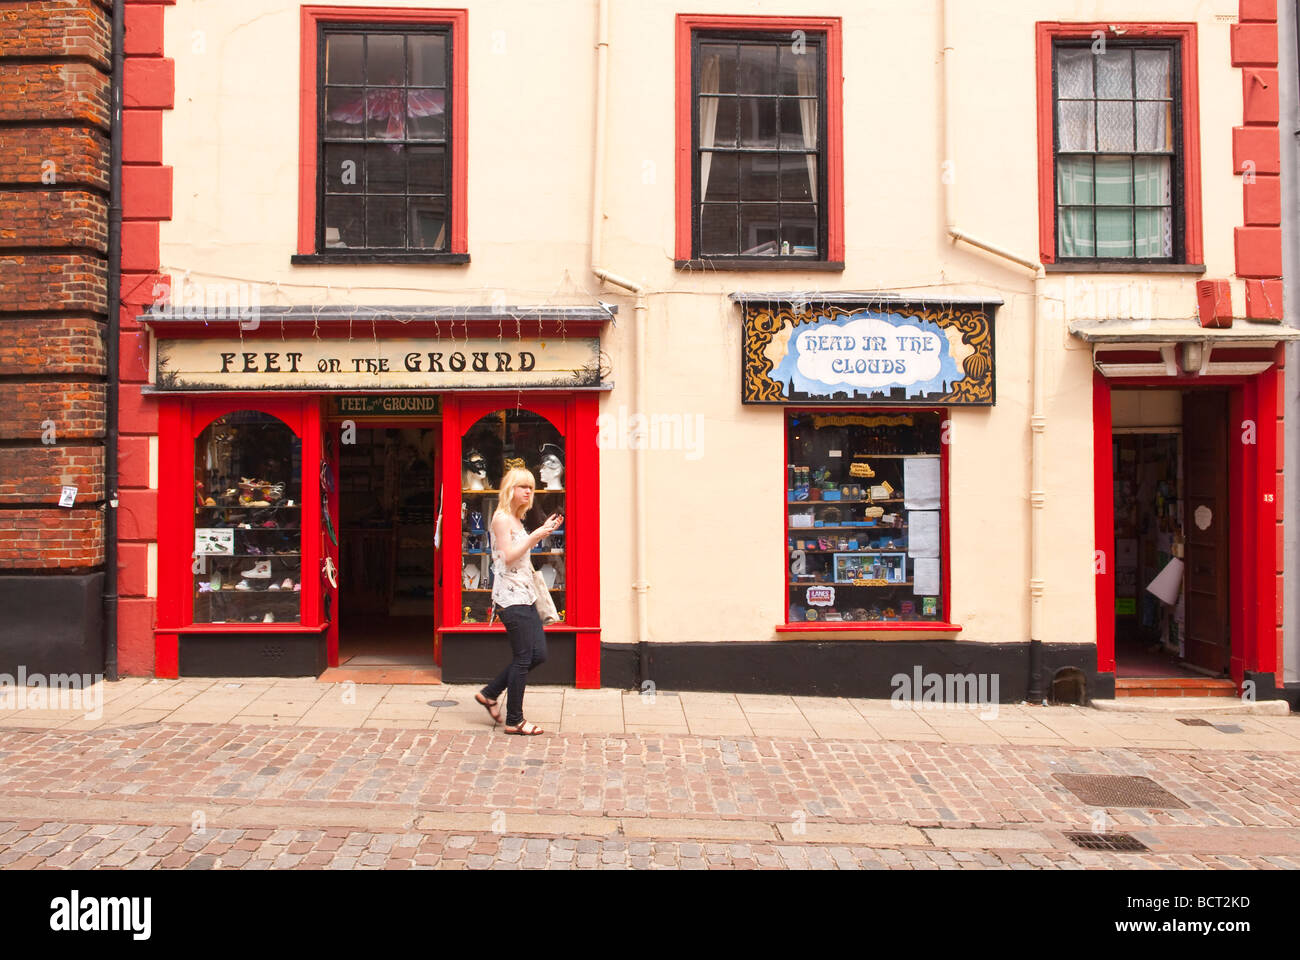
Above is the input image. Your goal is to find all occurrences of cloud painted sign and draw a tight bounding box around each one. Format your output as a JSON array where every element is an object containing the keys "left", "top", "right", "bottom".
[{"left": 742, "top": 302, "right": 996, "bottom": 405}]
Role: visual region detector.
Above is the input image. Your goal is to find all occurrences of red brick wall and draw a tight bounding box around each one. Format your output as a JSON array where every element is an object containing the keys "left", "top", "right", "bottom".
[
  {"left": 0, "top": 127, "right": 110, "bottom": 190},
  {"left": 0, "top": 191, "right": 108, "bottom": 250},
  {"left": 0, "top": 316, "right": 106, "bottom": 375},
  {"left": 0, "top": 447, "right": 105, "bottom": 503},
  {"left": 0, "top": 510, "right": 105, "bottom": 567},
  {"left": 0, "top": 1, "right": 111, "bottom": 65},
  {"left": 0, "top": 0, "right": 111, "bottom": 586}
]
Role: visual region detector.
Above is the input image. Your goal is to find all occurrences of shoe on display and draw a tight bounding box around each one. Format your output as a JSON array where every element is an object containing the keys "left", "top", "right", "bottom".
[
  {"left": 210, "top": 570, "right": 223, "bottom": 591},
  {"left": 268, "top": 583, "right": 280, "bottom": 591},
  {"left": 263, "top": 613, "right": 275, "bottom": 623},
  {"left": 293, "top": 582, "right": 301, "bottom": 592},
  {"left": 280, "top": 578, "right": 294, "bottom": 590},
  {"left": 235, "top": 579, "right": 252, "bottom": 591},
  {"left": 241, "top": 560, "right": 272, "bottom": 579}
]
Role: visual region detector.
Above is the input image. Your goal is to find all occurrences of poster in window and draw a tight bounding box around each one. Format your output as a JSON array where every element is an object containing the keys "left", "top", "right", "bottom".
[
  {"left": 903, "top": 458, "right": 940, "bottom": 510},
  {"left": 907, "top": 510, "right": 940, "bottom": 558}
]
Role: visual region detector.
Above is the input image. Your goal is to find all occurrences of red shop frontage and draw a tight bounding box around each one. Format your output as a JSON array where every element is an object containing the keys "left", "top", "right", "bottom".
[{"left": 144, "top": 305, "right": 611, "bottom": 686}]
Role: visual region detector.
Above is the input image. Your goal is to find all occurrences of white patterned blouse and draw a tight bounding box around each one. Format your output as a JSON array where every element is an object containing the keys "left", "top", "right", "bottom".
[{"left": 490, "top": 513, "right": 538, "bottom": 608}]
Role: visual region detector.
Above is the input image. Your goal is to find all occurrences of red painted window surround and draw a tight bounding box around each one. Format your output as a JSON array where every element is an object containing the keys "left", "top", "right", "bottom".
[
  {"left": 777, "top": 407, "right": 958, "bottom": 637},
  {"left": 674, "top": 14, "right": 844, "bottom": 264},
  {"left": 1035, "top": 23, "right": 1204, "bottom": 267},
  {"left": 297, "top": 6, "right": 469, "bottom": 256}
]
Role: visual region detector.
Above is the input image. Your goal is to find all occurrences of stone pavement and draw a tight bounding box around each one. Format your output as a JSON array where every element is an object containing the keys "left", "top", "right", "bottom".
[
  {"left": 0, "top": 679, "right": 1297, "bottom": 869},
  {"left": 2, "top": 678, "right": 1299, "bottom": 751}
]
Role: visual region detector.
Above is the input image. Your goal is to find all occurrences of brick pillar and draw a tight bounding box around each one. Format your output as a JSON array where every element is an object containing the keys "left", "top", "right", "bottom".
[{"left": 0, "top": 0, "right": 113, "bottom": 674}]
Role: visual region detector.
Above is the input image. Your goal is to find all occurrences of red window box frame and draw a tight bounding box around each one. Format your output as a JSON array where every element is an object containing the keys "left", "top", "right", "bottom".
[
  {"left": 779, "top": 407, "right": 958, "bottom": 636},
  {"left": 297, "top": 5, "right": 469, "bottom": 257},
  {"left": 435, "top": 392, "right": 602, "bottom": 686},
  {"left": 674, "top": 14, "right": 844, "bottom": 266},
  {"left": 155, "top": 396, "right": 325, "bottom": 677},
  {"left": 1035, "top": 22, "right": 1204, "bottom": 267}
]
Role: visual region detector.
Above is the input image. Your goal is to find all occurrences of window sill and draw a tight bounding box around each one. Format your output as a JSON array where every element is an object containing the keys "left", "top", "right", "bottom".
[
  {"left": 291, "top": 253, "right": 470, "bottom": 265},
  {"left": 1044, "top": 262, "right": 1206, "bottom": 275},
  {"left": 776, "top": 622, "right": 962, "bottom": 639},
  {"left": 676, "top": 259, "right": 845, "bottom": 272},
  {"left": 171, "top": 622, "right": 331, "bottom": 634},
  {"left": 436, "top": 624, "right": 601, "bottom": 634}
]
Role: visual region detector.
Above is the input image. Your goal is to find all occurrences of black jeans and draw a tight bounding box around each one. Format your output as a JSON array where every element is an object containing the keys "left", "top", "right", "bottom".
[{"left": 482, "top": 603, "right": 547, "bottom": 726}]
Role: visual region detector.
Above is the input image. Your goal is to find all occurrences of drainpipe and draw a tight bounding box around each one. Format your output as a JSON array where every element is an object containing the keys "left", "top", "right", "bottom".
[
  {"left": 104, "top": 0, "right": 124, "bottom": 682},
  {"left": 591, "top": 0, "right": 651, "bottom": 687},
  {"left": 940, "top": 0, "right": 1047, "bottom": 701}
]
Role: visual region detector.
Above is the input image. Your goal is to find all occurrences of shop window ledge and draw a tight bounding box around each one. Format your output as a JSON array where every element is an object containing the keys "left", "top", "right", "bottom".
[
  {"left": 169, "top": 623, "right": 331, "bottom": 634},
  {"left": 776, "top": 623, "right": 962, "bottom": 639}
]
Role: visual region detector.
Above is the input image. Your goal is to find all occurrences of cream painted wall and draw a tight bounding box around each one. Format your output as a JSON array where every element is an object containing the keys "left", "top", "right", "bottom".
[{"left": 158, "top": 0, "right": 1246, "bottom": 649}]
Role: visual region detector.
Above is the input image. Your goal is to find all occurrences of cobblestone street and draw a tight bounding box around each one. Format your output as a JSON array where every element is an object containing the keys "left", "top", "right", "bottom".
[{"left": 1, "top": 684, "right": 1298, "bottom": 870}]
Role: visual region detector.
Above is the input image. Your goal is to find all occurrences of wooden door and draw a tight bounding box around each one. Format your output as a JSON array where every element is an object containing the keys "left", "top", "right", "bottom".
[{"left": 1182, "top": 392, "right": 1230, "bottom": 674}]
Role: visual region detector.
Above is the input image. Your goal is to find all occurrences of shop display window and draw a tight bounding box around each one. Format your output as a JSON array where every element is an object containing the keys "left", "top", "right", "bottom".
[
  {"left": 193, "top": 412, "right": 303, "bottom": 624},
  {"left": 460, "top": 409, "right": 565, "bottom": 624},
  {"left": 786, "top": 411, "right": 945, "bottom": 624}
]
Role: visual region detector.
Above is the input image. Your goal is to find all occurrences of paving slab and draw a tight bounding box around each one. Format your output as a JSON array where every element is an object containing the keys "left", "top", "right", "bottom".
[{"left": 922, "top": 828, "right": 1054, "bottom": 850}]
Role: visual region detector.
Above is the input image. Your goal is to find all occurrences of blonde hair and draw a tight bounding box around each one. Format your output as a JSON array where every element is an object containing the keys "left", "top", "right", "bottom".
[{"left": 497, "top": 467, "right": 537, "bottom": 520}]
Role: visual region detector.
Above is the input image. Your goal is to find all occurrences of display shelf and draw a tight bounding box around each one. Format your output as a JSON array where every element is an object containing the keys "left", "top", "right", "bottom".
[
  {"left": 462, "top": 587, "right": 565, "bottom": 593},
  {"left": 788, "top": 548, "right": 906, "bottom": 555},
  {"left": 789, "top": 580, "right": 914, "bottom": 587},
  {"left": 788, "top": 498, "right": 905, "bottom": 506},
  {"left": 197, "top": 505, "right": 301, "bottom": 511},
  {"left": 787, "top": 524, "right": 908, "bottom": 531}
]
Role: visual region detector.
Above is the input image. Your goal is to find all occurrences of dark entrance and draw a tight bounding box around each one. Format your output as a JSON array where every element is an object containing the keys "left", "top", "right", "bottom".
[{"left": 338, "top": 426, "right": 440, "bottom": 667}]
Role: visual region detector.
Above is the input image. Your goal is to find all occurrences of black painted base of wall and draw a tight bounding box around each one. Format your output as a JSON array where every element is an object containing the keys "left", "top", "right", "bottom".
[
  {"left": 440, "top": 633, "right": 576, "bottom": 685},
  {"left": 1250, "top": 672, "right": 1298, "bottom": 710},
  {"left": 179, "top": 633, "right": 326, "bottom": 677},
  {"left": 601, "top": 641, "right": 1110, "bottom": 702},
  {"left": 0, "top": 573, "right": 104, "bottom": 676}
]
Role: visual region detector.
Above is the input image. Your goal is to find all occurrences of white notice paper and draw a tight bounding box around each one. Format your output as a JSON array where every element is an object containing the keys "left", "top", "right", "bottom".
[
  {"left": 912, "top": 558, "right": 940, "bottom": 597},
  {"left": 907, "top": 510, "right": 940, "bottom": 558},
  {"left": 903, "top": 458, "right": 940, "bottom": 510}
]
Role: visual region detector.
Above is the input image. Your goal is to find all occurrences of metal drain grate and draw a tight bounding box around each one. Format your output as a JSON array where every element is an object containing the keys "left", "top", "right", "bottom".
[
  {"left": 427, "top": 700, "right": 458, "bottom": 708},
  {"left": 1065, "top": 831, "right": 1149, "bottom": 852},
  {"left": 1177, "top": 717, "right": 1212, "bottom": 726},
  {"left": 1053, "top": 774, "right": 1187, "bottom": 809},
  {"left": 1213, "top": 723, "right": 1243, "bottom": 734}
]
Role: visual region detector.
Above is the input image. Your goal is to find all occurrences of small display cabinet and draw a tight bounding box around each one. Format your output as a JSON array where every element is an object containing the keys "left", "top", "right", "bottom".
[
  {"left": 786, "top": 411, "right": 946, "bottom": 624},
  {"left": 458, "top": 407, "right": 567, "bottom": 624},
  {"left": 192, "top": 412, "right": 303, "bottom": 625}
]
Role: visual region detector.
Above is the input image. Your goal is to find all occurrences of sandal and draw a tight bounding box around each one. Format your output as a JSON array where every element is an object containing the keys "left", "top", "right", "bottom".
[
  {"left": 503, "top": 721, "right": 544, "bottom": 736},
  {"left": 475, "top": 692, "right": 502, "bottom": 724}
]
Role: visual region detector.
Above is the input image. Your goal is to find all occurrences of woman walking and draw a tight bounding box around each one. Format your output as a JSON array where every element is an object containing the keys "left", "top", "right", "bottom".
[{"left": 475, "top": 467, "right": 563, "bottom": 735}]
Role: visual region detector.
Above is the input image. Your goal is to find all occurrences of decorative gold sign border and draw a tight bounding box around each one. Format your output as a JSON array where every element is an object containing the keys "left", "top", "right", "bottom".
[{"left": 741, "top": 302, "right": 995, "bottom": 405}]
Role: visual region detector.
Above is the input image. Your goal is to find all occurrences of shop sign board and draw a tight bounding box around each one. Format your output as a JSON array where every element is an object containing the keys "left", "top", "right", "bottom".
[
  {"left": 332, "top": 395, "right": 442, "bottom": 417},
  {"left": 153, "top": 337, "right": 601, "bottom": 392},
  {"left": 742, "top": 302, "right": 995, "bottom": 405}
]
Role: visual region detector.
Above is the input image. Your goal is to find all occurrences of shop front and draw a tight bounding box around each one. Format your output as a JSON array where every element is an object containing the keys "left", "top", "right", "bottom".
[
  {"left": 144, "top": 306, "right": 611, "bottom": 684},
  {"left": 595, "top": 291, "right": 1113, "bottom": 701},
  {"left": 1078, "top": 318, "right": 1300, "bottom": 698}
]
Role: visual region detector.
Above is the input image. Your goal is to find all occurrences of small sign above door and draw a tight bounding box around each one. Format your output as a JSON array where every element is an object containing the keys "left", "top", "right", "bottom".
[{"left": 332, "top": 396, "right": 442, "bottom": 418}]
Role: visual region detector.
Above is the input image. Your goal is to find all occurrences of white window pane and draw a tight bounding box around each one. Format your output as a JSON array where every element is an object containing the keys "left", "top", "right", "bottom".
[
  {"left": 1096, "top": 50, "right": 1132, "bottom": 98},
  {"left": 1097, "top": 101, "right": 1134, "bottom": 151},
  {"left": 1136, "top": 101, "right": 1172, "bottom": 151},
  {"left": 1057, "top": 101, "right": 1095, "bottom": 151},
  {"left": 1055, "top": 48, "right": 1093, "bottom": 98},
  {"left": 1135, "top": 49, "right": 1172, "bottom": 98}
]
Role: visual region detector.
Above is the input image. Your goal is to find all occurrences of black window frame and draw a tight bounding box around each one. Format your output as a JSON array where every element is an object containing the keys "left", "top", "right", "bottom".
[
  {"left": 303, "top": 22, "right": 463, "bottom": 264},
  {"left": 1051, "top": 38, "right": 1185, "bottom": 266},
  {"left": 688, "top": 29, "right": 831, "bottom": 266}
]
